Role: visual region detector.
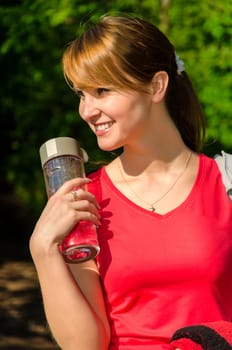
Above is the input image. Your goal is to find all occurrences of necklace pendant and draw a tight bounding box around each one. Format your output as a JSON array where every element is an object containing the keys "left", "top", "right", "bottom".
[{"left": 150, "top": 206, "right": 156, "bottom": 212}]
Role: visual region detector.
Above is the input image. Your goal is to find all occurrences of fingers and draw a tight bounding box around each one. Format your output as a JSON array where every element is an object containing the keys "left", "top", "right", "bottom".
[
  {"left": 71, "top": 190, "right": 79, "bottom": 201},
  {"left": 70, "top": 208, "right": 101, "bottom": 227},
  {"left": 69, "top": 188, "right": 101, "bottom": 225},
  {"left": 55, "top": 177, "right": 100, "bottom": 209},
  {"left": 70, "top": 187, "right": 100, "bottom": 207},
  {"left": 31, "top": 177, "right": 100, "bottom": 254},
  {"left": 56, "top": 177, "right": 91, "bottom": 195},
  {"left": 51, "top": 178, "right": 101, "bottom": 227}
]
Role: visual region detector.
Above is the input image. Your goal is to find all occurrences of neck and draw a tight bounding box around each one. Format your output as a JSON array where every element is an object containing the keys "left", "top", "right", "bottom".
[
  {"left": 120, "top": 109, "right": 188, "bottom": 175},
  {"left": 117, "top": 149, "right": 193, "bottom": 212},
  {"left": 120, "top": 143, "right": 190, "bottom": 178}
]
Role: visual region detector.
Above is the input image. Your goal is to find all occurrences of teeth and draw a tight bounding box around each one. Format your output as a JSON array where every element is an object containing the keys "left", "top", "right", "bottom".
[{"left": 95, "top": 122, "right": 113, "bottom": 131}]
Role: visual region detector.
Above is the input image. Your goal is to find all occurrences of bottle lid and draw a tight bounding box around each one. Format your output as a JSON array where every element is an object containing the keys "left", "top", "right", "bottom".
[{"left": 39, "top": 137, "right": 82, "bottom": 167}]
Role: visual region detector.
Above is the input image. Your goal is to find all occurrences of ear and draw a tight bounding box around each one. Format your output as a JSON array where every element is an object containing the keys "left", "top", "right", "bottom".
[{"left": 151, "top": 71, "right": 169, "bottom": 103}]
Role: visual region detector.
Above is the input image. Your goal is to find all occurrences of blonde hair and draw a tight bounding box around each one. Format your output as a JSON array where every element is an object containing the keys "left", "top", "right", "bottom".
[{"left": 63, "top": 15, "right": 205, "bottom": 151}]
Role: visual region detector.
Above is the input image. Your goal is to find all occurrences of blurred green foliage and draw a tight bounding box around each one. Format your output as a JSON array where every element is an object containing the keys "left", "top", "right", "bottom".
[{"left": 0, "top": 0, "right": 231, "bottom": 215}]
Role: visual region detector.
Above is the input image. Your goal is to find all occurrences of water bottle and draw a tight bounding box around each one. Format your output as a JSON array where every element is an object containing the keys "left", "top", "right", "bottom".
[{"left": 39, "top": 136, "right": 100, "bottom": 263}]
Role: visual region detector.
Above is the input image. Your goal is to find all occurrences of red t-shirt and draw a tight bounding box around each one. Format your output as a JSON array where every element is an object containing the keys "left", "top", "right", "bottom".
[{"left": 88, "top": 154, "right": 232, "bottom": 350}]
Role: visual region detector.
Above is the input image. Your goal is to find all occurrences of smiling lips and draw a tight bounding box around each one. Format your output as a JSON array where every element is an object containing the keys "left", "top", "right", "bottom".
[{"left": 94, "top": 121, "right": 114, "bottom": 134}]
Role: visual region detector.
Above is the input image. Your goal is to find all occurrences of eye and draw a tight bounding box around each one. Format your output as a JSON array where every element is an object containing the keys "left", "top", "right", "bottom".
[{"left": 97, "top": 88, "right": 110, "bottom": 95}]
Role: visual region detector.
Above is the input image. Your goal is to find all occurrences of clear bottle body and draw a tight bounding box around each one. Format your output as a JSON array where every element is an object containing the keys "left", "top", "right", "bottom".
[{"left": 42, "top": 155, "right": 100, "bottom": 263}]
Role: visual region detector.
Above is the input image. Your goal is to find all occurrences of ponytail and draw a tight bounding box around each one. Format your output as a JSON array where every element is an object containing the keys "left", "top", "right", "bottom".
[{"left": 166, "top": 71, "right": 206, "bottom": 152}]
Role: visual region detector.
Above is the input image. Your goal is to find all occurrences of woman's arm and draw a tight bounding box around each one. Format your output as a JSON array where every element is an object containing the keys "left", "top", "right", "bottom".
[{"left": 29, "top": 178, "right": 110, "bottom": 350}]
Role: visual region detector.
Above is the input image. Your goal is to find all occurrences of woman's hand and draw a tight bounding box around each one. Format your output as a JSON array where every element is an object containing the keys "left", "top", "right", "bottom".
[{"left": 30, "top": 177, "right": 101, "bottom": 257}]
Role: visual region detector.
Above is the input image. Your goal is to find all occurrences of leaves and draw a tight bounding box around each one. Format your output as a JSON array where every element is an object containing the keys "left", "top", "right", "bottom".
[{"left": 1, "top": 0, "right": 231, "bottom": 214}]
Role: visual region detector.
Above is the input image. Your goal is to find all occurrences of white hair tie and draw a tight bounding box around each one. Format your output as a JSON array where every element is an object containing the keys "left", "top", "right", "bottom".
[{"left": 175, "top": 53, "right": 185, "bottom": 75}]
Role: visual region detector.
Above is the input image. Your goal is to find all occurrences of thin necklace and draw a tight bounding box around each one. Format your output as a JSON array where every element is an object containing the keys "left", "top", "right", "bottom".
[{"left": 118, "top": 151, "right": 192, "bottom": 212}]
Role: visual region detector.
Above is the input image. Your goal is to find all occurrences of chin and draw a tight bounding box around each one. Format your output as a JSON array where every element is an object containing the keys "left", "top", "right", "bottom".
[{"left": 97, "top": 141, "right": 122, "bottom": 152}]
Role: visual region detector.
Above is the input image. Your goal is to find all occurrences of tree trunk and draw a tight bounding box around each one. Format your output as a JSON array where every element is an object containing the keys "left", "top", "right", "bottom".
[{"left": 160, "top": 0, "right": 171, "bottom": 33}]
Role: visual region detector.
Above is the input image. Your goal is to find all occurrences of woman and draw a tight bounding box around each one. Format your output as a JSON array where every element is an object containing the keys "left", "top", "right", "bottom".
[{"left": 30, "top": 15, "right": 232, "bottom": 350}]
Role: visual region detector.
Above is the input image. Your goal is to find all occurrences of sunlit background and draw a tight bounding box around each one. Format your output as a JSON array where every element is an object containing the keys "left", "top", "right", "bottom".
[{"left": 0, "top": 0, "right": 231, "bottom": 348}]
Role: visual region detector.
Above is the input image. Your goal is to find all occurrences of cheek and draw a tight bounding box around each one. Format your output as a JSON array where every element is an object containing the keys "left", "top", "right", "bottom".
[{"left": 126, "top": 100, "right": 150, "bottom": 123}]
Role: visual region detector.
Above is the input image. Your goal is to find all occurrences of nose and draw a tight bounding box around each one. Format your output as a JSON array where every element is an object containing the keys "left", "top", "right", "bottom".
[{"left": 79, "top": 94, "right": 100, "bottom": 122}]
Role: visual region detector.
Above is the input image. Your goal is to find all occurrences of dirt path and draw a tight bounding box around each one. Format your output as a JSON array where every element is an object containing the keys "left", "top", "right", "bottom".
[{"left": 0, "top": 260, "right": 59, "bottom": 350}]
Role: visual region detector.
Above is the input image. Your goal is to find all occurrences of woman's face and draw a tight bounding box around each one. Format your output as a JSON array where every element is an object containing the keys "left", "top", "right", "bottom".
[{"left": 77, "top": 86, "right": 154, "bottom": 151}]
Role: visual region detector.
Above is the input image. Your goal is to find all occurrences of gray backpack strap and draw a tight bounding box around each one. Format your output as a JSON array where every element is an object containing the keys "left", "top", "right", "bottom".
[{"left": 214, "top": 151, "right": 232, "bottom": 200}]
